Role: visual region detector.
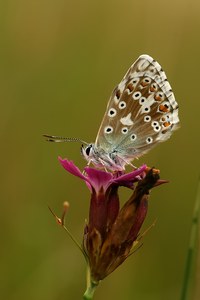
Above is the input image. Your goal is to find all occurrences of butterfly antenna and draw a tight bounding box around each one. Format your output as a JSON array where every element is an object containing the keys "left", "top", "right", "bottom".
[{"left": 43, "top": 134, "right": 88, "bottom": 145}]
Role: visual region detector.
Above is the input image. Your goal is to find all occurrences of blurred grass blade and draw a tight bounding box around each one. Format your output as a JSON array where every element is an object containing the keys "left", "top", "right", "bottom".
[{"left": 180, "top": 177, "right": 200, "bottom": 300}]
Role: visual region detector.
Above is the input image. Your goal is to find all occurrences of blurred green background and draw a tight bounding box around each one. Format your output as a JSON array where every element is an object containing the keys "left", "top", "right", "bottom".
[{"left": 1, "top": 0, "right": 200, "bottom": 299}]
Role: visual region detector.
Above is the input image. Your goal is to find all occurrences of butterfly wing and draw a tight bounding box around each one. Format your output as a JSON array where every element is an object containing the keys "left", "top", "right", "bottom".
[{"left": 94, "top": 54, "right": 179, "bottom": 160}]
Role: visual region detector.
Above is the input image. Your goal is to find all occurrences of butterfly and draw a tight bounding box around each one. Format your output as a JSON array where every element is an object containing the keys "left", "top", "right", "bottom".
[{"left": 44, "top": 54, "right": 180, "bottom": 171}]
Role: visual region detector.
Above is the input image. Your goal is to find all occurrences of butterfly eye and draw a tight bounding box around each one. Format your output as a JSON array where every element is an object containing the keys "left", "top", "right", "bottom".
[
  {"left": 118, "top": 101, "right": 126, "bottom": 109},
  {"left": 108, "top": 108, "right": 117, "bottom": 117},
  {"left": 85, "top": 145, "right": 92, "bottom": 156},
  {"left": 146, "top": 137, "right": 153, "bottom": 144}
]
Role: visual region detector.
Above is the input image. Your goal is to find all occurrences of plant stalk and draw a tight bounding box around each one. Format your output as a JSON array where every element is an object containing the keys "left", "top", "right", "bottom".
[{"left": 83, "top": 266, "right": 99, "bottom": 300}]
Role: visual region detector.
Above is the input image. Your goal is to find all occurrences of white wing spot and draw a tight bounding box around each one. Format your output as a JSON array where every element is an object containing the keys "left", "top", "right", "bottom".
[
  {"left": 139, "top": 97, "right": 146, "bottom": 105},
  {"left": 144, "top": 77, "right": 151, "bottom": 83},
  {"left": 118, "top": 101, "right": 126, "bottom": 109},
  {"left": 132, "top": 91, "right": 141, "bottom": 100},
  {"left": 146, "top": 137, "right": 153, "bottom": 144},
  {"left": 143, "top": 106, "right": 151, "bottom": 113},
  {"left": 144, "top": 115, "right": 151, "bottom": 122},
  {"left": 104, "top": 126, "right": 113, "bottom": 134},
  {"left": 151, "top": 121, "right": 161, "bottom": 132},
  {"left": 152, "top": 121, "right": 159, "bottom": 127},
  {"left": 131, "top": 78, "right": 140, "bottom": 85},
  {"left": 130, "top": 133, "right": 137, "bottom": 141},
  {"left": 121, "top": 127, "right": 128, "bottom": 134},
  {"left": 154, "top": 125, "right": 161, "bottom": 132},
  {"left": 108, "top": 108, "right": 117, "bottom": 117},
  {"left": 120, "top": 113, "right": 133, "bottom": 126}
]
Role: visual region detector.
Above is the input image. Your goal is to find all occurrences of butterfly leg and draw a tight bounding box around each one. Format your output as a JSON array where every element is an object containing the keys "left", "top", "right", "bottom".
[
  {"left": 82, "top": 160, "right": 92, "bottom": 175},
  {"left": 117, "top": 155, "right": 138, "bottom": 169},
  {"left": 127, "top": 161, "right": 137, "bottom": 169},
  {"left": 98, "top": 158, "right": 108, "bottom": 172}
]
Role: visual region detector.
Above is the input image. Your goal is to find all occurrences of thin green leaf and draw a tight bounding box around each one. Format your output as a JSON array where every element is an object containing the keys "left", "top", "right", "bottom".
[{"left": 180, "top": 177, "right": 200, "bottom": 300}]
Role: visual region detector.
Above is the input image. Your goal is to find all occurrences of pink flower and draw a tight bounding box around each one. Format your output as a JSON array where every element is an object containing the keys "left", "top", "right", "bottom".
[
  {"left": 58, "top": 157, "right": 147, "bottom": 192},
  {"left": 58, "top": 156, "right": 166, "bottom": 282}
]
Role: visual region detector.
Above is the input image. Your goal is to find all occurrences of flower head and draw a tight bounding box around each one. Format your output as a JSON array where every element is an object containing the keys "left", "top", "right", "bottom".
[
  {"left": 58, "top": 156, "right": 147, "bottom": 193},
  {"left": 59, "top": 157, "right": 166, "bottom": 283}
]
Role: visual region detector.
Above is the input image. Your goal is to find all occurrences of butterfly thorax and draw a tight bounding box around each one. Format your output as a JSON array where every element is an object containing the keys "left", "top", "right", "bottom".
[{"left": 81, "top": 143, "right": 133, "bottom": 171}]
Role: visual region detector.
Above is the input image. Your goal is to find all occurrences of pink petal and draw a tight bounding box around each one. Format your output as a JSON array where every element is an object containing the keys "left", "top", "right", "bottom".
[
  {"left": 113, "top": 165, "right": 147, "bottom": 186},
  {"left": 58, "top": 157, "right": 92, "bottom": 190},
  {"left": 84, "top": 167, "right": 113, "bottom": 193}
]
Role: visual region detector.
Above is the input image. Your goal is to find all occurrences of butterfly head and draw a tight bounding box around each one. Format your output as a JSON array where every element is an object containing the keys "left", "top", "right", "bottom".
[
  {"left": 81, "top": 143, "right": 129, "bottom": 171},
  {"left": 81, "top": 143, "right": 94, "bottom": 160}
]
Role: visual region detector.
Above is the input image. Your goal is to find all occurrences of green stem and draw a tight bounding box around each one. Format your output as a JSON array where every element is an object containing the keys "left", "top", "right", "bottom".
[
  {"left": 83, "top": 266, "right": 99, "bottom": 300},
  {"left": 62, "top": 224, "right": 87, "bottom": 260},
  {"left": 180, "top": 177, "right": 200, "bottom": 300},
  {"left": 83, "top": 281, "right": 98, "bottom": 300}
]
